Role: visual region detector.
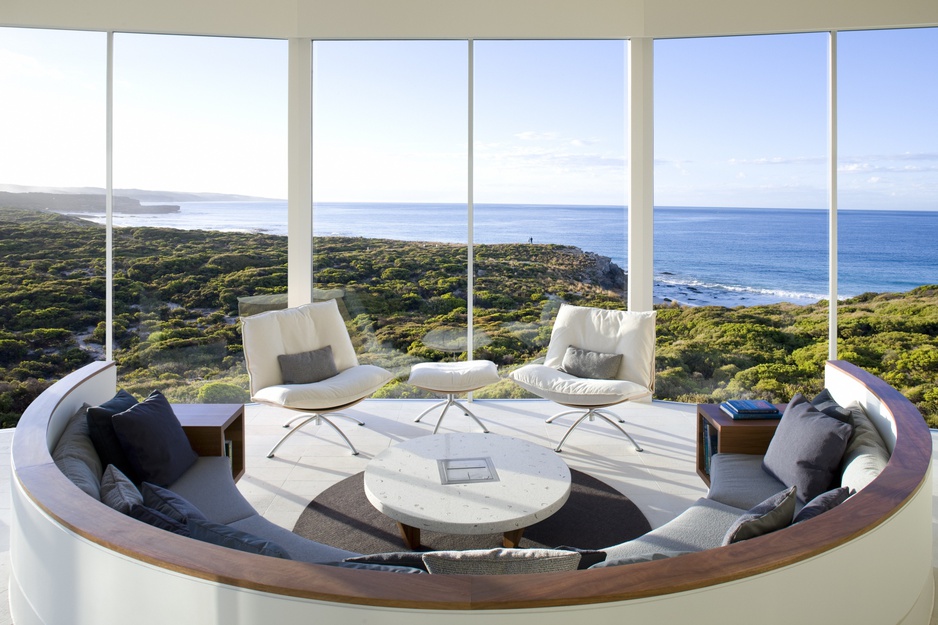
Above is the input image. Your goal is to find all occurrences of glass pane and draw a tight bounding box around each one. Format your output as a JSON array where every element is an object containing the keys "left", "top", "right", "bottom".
[
  {"left": 312, "top": 41, "right": 468, "bottom": 397},
  {"left": 112, "top": 33, "right": 287, "bottom": 403},
  {"left": 655, "top": 33, "right": 828, "bottom": 403},
  {"left": 473, "top": 40, "right": 627, "bottom": 397},
  {"left": 838, "top": 27, "right": 938, "bottom": 426},
  {"left": 0, "top": 28, "right": 106, "bottom": 426}
]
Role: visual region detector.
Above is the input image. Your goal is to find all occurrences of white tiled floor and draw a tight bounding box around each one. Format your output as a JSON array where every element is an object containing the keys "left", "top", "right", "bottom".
[{"left": 2, "top": 399, "right": 938, "bottom": 624}]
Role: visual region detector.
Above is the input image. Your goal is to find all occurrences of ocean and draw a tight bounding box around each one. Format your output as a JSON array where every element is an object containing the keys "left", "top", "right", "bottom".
[{"left": 77, "top": 201, "right": 938, "bottom": 308}]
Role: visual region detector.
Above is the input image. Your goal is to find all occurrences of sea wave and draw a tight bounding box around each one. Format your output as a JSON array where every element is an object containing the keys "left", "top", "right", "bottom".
[{"left": 655, "top": 274, "right": 829, "bottom": 306}]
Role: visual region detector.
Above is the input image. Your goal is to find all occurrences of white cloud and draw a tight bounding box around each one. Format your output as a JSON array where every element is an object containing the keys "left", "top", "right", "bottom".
[
  {"left": 514, "top": 131, "right": 559, "bottom": 141},
  {"left": 0, "top": 49, "right": 63, "bottom": 80}
]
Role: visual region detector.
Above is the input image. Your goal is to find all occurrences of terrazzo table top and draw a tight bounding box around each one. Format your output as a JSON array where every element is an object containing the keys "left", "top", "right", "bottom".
[{"left": 363, "top": 432, "right": 572, "bottom": 535}]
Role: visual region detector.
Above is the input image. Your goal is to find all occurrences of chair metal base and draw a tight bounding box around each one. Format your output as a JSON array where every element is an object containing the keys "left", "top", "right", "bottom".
[
  {"left": 413, "top": 394, "right": 490, "bottom": 435},
  {"left": 546, "top": 407, "right": 643, "bottom": 453},
  {"left": 267, "top": 411, "right": 365, "bottom": 458}
]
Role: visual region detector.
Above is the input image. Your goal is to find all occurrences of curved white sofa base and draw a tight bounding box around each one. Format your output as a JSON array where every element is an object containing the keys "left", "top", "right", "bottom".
[{"left": 10, "top": 360, "right": 934, "bottom": 625}]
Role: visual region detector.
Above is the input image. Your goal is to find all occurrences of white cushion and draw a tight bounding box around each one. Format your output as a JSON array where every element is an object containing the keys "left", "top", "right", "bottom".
[
  {"left": 252, "top": 364, "right": 392, "bottom": 410},
  {"left": 241, "top": 299, "right": 361, "bottom": 395},
  {"left": 407, "top": 360, "right": 499, "bottom": 393},
  {"left": 542, "top": 305, "right": 656, "bottom": 390},
  {"left": 509, "top": 364, "right": 650, "bottom": 406}
]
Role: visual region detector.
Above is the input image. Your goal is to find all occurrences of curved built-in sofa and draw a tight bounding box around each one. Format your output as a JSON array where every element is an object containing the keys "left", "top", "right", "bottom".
[{"left": 10, "top": 359, "right": 934, "bottom": 625}]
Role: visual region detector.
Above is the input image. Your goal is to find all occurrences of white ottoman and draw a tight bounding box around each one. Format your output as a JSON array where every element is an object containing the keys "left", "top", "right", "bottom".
[{"left": 407, "top": 360, "right": 500, "bottom": 434}]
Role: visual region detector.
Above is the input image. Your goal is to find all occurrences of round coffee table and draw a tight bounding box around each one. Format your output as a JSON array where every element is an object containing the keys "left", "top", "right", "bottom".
[{"left": 363, "top": 433, "right": 572, "bottom": 549}]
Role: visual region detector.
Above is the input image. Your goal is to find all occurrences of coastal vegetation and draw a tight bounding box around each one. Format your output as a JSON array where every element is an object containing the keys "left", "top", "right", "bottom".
[{"left": 1, "top": 205, "right": 936, "bottom": 428}]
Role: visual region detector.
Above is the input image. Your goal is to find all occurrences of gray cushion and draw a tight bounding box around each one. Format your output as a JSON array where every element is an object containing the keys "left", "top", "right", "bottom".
[
  {"left": 168, "top": 456, "right": 258, "bottom": 525},
  {"left": 421, "top": 548, "right": 581, "bottom": 575},
  {"left": 226, "top": 514, "right": 361, "bottom": 564},
  {"left": 707, "top": 453, "right": 788, "bottom": 510},
  {"left": 762, "top": 393, "right": 853, "bottom": 503},
  {"left": 840, "top": 401, "right": 890, "bottom": 493},
  {"left": 325, "top": 561, "right": 427, "bottom": 574},
  {"left": 793, "top": 486, "right": 851, "bottom": 524},
  {"left": 141, "top": 482, "right": 207, "bottom": 524},
  {"left": 52, "top": 404, "right": 103, "bottom": 500},
  {"left": 811, "top": 388, "right": 852, "bottom": 422},
  {"left": 345, "top": 551, "right": 429, "bottom": 572},
  {"left": 100, "top": 465, "right": 143, "bottom": 514},
  {"left": 111, "top": 391, "right": 198, "bottom": 487},
  {"left": 603, "top": 498, "right": 745, "bottom": 561},
  {"left": 278, "top": 345, "right": 339, "bottom": 384},
  {"left": 559, "top": 346, "right": 623, "bottom": 380},
  {"left": 128, "top": 504, "right": 189, "bottom": 535},
  {"left": 188, "top": 517, "right": 291, "bottom": 559},
  {"left": 590, "top": 550, "right": 692, "bottom": 569},
  {"left": 722, "top": 486, "right": 797, "bottom": 545}
]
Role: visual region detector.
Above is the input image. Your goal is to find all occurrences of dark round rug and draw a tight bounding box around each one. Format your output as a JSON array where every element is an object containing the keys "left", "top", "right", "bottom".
[{"left": 293, "top": 469, "right": 651, "bottom": 553}]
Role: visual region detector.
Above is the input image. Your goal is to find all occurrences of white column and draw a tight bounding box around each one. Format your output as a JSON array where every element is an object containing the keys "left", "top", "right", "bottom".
[
  {"left": 467, "top": 39, "right": 475, "bottom": 360},
  {"left": 105, "top": 31, "right": 114, "bottom": 360},
  {"left": 828, "top": 32, "right": 838, "bottom": 360},
  {"left": 627, "top": 38, "right": 654, "bottom": 312},
  {"left": 288, "top": 38, "right": 314, "bottom": 307}
]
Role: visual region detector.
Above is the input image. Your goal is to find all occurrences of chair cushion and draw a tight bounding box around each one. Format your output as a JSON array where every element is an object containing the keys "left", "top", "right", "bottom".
[
  {"left": 278, "top": 345, "right": 339, "bottom": 384},
  {"left": 509, "top": 364, "right": 650, "bottom": 406},
  {"left": 722, "top": 485, "right": 797, "bottom": 545},
  {"left": 241, "top": 299, "right": 362, "bottom": 394},
  {"left": 559, "top": 346, "right": 623, "bottom": 380},
  {"left": 111, "top": 391, "right": 199, "bottom": 487},
  {"left": 408, "top": 360, "right": 499, "bottom": 393},
  {"left": 542, "top": 305, "right": 656, "bottom": 390},
  {"left": 252, "top": 364, "right": 393, "bottom": 410},
  {"left": 762, "top": 393, "right": 853, "bottom": 503}
]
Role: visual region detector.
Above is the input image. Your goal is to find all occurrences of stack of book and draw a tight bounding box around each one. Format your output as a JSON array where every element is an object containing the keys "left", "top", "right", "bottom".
[{"left": 719, "top": 399, "right": 781, "bottom": 420}]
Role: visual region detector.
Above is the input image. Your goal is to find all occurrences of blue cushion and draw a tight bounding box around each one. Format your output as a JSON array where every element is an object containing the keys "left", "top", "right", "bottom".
[
  {"left": 762, "top": 394, "right": 853, "bottom": 503},
  {"left": 187, "top": 518, "right": 291, "bottom": 559},
  {"left": 722, "top": 486, "right": 797, "bottom": 545},
  {"left": 128, "top": 504, "right": 190, "bottom": 535},
  {"left": 811, "top": 388, "right": 852, "bottom": 423},
  {"left": 141, "top": 482, "right": 207, "bottom": 524},
  {"left": 793, "top": 486, "right": 851, "bottom": 524},
  {"left": 100, "top": 465, "right": 143, "bottom": 514},
  {"left": 86, "top": 390, "right": 141, "bottom": 482},
  {"left": 112, "top": 391, "right": 198, "bottom": 487}
]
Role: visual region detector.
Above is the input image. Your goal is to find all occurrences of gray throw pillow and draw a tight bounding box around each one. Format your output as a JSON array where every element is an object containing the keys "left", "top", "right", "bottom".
[
  {"left": 278, "top": 345, "right": 339, "bottom": 384},
  {"left": 52, "top": 404, "right": 103, "bottom": 500},
  {"left": 840, "top": 401, "right": 890, "bottom": 493},
  {"left": 421, "top": 548, "right": 580, "bottom": 575},
  {"left": 100, "top": 465, "right": 143, "bottom": 514},
  {"left": 141, "top": 482, "right": 207, "bottom": 524},
  {"left": 188, "top": 518, "right": 291, "bottom": 559},
  {"left": 111, "top": 390, "right": 199, "bottom": 487},
  {"left": 762, "top": 393, "right": 853, "bottom": 503},
  {"left": 793, "top": 486, "right": 851, "bottom": 524},
  {"left": 559, "top": 346, "right": 623, "bottom": 380},
  {"left": 722, "top": 485, "right": 797, "bottom": 545},
  {"left": 589, "top": 550, "right": 692, "bottom": 569},
  {"left": 811, "top": 388, "right": 852, "bottom": 423}
]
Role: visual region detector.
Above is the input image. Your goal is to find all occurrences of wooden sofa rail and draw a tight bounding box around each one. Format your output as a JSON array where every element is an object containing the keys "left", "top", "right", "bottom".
[{"left": 12, "top": 359, "right": 933, "bottom": 610}]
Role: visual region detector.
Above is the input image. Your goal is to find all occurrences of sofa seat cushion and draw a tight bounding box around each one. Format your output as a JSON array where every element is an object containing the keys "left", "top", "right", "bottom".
[
  {"left": 168, "top": 457, "right": 258, "bottom": 525},
  {"left": 509, "top": 364, "right": 650, "bottom": 406},
  {"left": 602, "top": 498, "right": 746, "bottom": 562},
  {"left": 252, "top": 364, "right": 392, "bottom": 411},
  {"left": 707, "top": 453, "right": 790, "bottom": 510},
  {"left": 227, "top": 514, "right": 361, "bottom": 564}
]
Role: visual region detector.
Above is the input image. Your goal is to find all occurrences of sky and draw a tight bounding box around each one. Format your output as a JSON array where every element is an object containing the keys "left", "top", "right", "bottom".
[{"left": 0, "top": 27, "right": 936, "bottom": 209}]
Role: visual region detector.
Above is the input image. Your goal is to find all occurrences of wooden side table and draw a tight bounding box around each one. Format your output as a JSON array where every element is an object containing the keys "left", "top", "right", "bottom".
[
  {"left": 174, "top": 403, "right": 245, "bottom": 482},
  {"left": 696, "top": 403, "right": 781, "bottom": 487}
]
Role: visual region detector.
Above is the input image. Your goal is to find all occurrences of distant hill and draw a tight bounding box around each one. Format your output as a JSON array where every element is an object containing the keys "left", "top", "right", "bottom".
[
  {"left": 0, "top": 191, "right": 179, "bottom": 214},
  {"left": 0, "top": 184, "right": 281, "bottom": 203}
]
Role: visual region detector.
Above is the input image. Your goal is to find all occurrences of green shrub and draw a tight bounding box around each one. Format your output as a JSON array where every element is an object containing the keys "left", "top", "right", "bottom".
[{"left": 196, "top": 382, "right": 250, "bottom": 404}]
